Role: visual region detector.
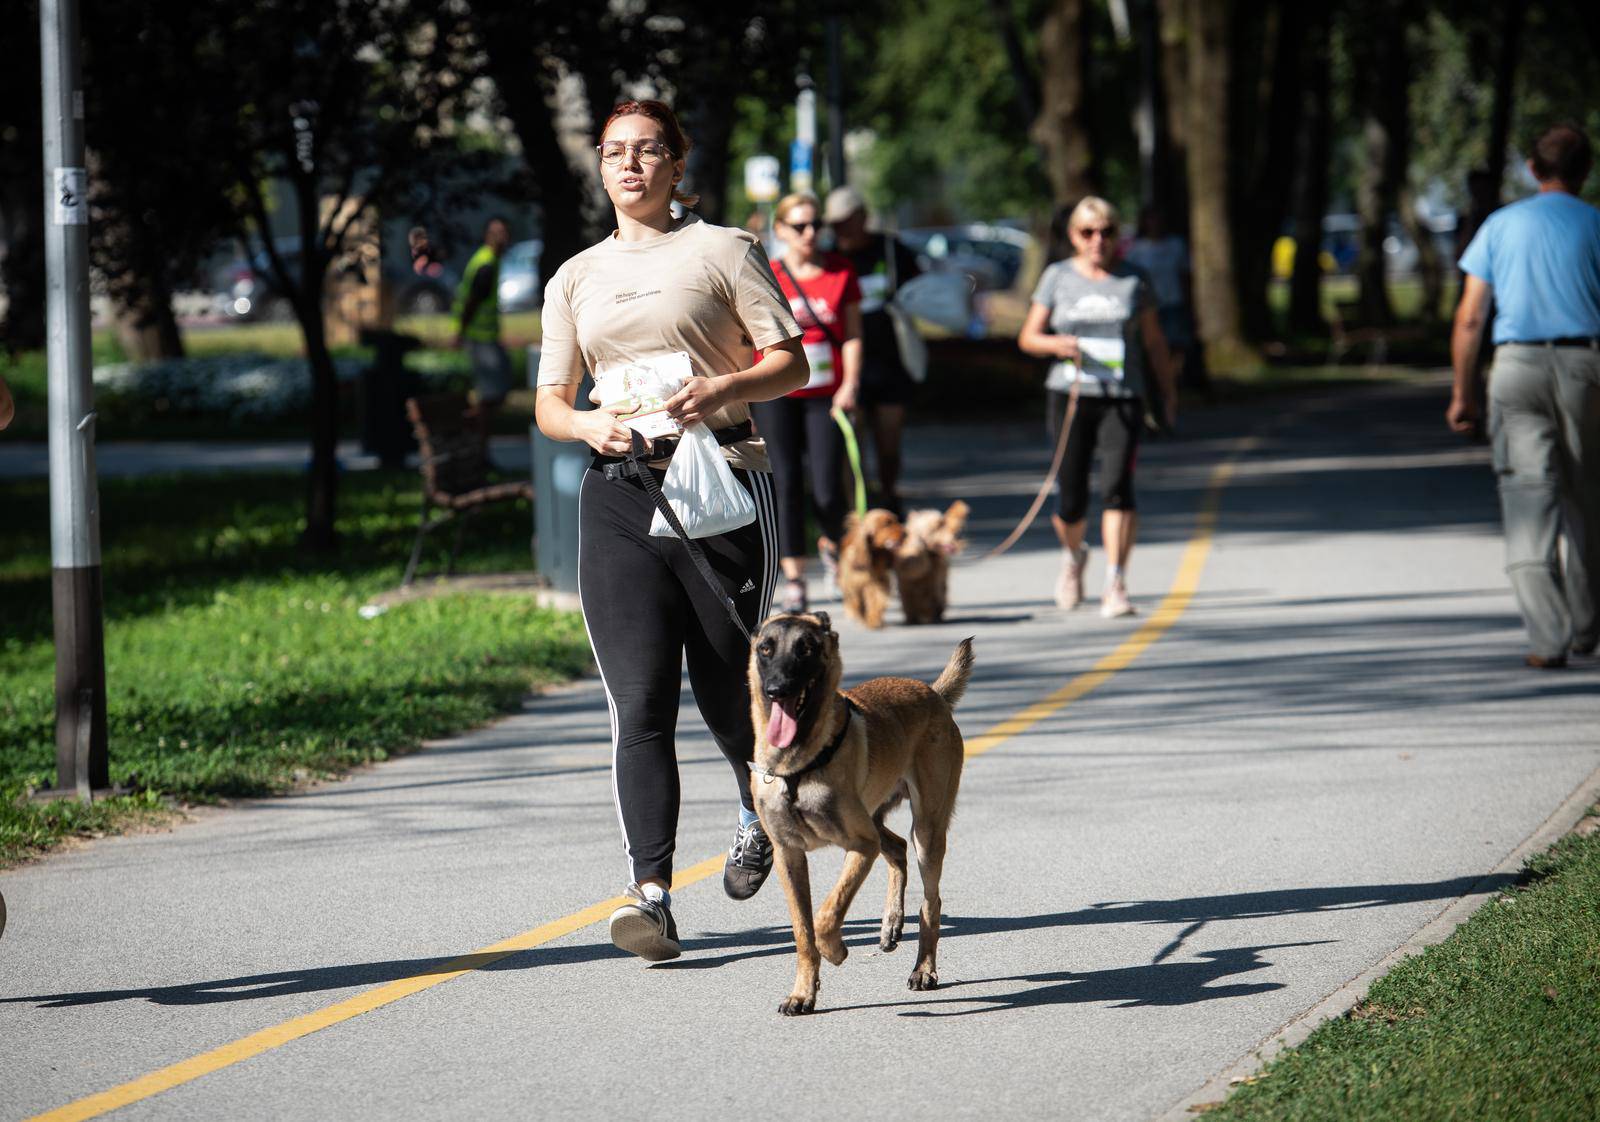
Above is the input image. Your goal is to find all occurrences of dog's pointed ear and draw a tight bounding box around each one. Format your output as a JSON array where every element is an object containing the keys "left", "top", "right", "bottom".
[{"left": 814, "top": 610, "right": 832, "bottom": 634}]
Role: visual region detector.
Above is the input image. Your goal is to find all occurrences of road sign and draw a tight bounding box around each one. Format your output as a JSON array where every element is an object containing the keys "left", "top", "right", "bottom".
[
  {"left": 744, "top": 155, "right": 780, "bottom": 203},
  {"left": 790, "top": 139, "right": 813, "bottom": 194}
]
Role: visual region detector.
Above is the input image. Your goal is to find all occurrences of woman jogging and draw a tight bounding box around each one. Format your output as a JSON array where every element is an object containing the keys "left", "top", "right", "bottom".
[
  {"left": 753, "top": 191, "right": 863, "bottom": 613},
  {"left": 1017, "top": 196, "right": 1177, "bottom": 618},
  {"left": 534, "top": 100, "right": 807, "bottom": 961}
]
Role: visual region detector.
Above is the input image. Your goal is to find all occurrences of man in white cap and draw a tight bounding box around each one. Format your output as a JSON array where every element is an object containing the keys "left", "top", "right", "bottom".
[{"left": 826, "top": 186, "right": 922, "bottom": 516}]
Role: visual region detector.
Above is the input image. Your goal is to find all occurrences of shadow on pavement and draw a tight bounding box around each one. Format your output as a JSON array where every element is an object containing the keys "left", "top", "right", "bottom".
[{"left": 2, "top": 874, "right": 1508, "bottom": 1010}]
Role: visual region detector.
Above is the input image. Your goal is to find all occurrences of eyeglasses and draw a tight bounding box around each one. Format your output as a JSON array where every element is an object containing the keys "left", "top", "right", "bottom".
[
  {"left": 782, "top": 220, "right": 820, "bottom": 232},
  {"left": 1074, "top": 225, "right": 1115, "bottom": 240},
  {"left": 596, "top": 140, "right": 674, "bottom": 166}
]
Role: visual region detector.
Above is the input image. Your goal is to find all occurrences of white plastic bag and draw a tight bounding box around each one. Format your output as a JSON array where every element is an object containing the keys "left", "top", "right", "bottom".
[{"left": 648, "top": 423, "right": 758, "bottom": 539}]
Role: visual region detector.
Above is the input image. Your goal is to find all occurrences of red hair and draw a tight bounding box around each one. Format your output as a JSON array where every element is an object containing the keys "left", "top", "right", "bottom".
[{"left": 600, "top": 99, "right": 699, "bottom": 207}]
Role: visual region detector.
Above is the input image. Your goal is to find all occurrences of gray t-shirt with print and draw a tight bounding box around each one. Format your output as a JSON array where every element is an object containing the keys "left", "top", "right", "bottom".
[{"left": 1030, "top": 260, "right": 1153, "bottom": 399}]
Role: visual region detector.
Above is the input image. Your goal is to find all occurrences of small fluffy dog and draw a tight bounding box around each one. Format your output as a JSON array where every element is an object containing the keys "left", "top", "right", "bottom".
[
  {"left": 837, "top": 508, "right": 905, "bottom": 629},
  {"left": 749, "top": 612, "right": 974, "bottom": 1015},
  {"left": 894, "top": 500, "right": 970, "bottom": 625}
]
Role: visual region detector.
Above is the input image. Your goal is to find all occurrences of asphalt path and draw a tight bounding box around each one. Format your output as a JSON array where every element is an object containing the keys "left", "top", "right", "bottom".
[{"left": 3, "top": 374, "right": 1597, "bottom": 1121}]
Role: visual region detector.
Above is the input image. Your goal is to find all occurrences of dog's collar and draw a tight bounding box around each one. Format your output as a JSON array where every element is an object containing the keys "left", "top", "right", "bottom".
[{"left": 755, "top": 697, "right": 858, "bottom": 798}]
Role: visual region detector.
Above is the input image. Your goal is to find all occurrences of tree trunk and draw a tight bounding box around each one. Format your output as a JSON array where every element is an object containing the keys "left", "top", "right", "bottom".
[
  {"left": 110, "top": 259, "right": 185, "bottom": 360},
  {"left": 1155, "top": 0, "right": 1190, "bottom": 233},
  {"left": 299, "top": 267, "right": 341, "bottom": 554},
  {"left": 470, "top": 12, "right": 601, "bottom": 280},
  {"left": 1235, "top": 0, "right": 1307, "bottom": 342},
  {"left": 1184, "top": 0, "right": 1254, "bottom": 369},
  {"left": 987, "top": 0, "right": 1040, "bottom": 138},
  {"left": 1483, "top": 4, "right": 1524, "bottom": 199},
  {"left": 1353, "top": 0, "right": 1411, "bottom": 327},
  {"left": 0, "top": 178, "right": 47, "bottom": 351},
  {"left": 1032, "top": 0, "right": 1097, "bottom": 205},
  {"left": 1399, "top": 182, "right": 1443, "bottom": 324},
  {"left": 1288, "top": 2, "right": 1332, "bottom": 335}
]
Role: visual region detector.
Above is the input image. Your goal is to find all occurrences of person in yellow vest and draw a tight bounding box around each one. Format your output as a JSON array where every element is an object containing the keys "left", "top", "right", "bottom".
[{"left": 453, "top": 216, "right": 513, "bottom": 421}]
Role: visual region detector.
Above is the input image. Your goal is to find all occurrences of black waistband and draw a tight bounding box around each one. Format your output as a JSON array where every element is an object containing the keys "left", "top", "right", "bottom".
[
  {"left": 1502, "top": 337, "right": 1600, "bottom": 348},
  {"left": 596, "top": 420, "right": 754, "bottom": 482}
]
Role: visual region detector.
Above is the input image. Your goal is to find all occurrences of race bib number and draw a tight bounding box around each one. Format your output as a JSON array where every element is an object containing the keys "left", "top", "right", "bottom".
[
  {"left": 802, "top": 339, "right": 836, "bottom": 390},
  {"left": 1077, "top": 336, "right": 1127, "bottom": 381}
]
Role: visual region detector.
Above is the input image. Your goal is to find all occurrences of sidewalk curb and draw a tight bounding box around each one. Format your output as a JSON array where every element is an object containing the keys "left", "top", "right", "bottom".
[{"left": 1156, "top": 759, "right": 1600, "bottom": 1120}]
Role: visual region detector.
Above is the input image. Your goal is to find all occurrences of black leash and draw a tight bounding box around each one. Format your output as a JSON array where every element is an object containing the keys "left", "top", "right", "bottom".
[{"left": 622, "top": 428, "right": 754, "bottom": 644}]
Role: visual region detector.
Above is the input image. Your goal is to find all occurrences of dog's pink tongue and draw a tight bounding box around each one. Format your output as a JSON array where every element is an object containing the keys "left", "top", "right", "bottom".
[{"left": 767, "top": 699, "right": 799, "bottom": 748}]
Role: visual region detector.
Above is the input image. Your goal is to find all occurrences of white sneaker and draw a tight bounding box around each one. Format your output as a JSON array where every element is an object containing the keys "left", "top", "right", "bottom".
[
  {"left": 1100, "top": 580, "right": 1136, "bottom": 619},
  {"left": 1055, "top": 546, "right": 1088, "bottom": 609}
]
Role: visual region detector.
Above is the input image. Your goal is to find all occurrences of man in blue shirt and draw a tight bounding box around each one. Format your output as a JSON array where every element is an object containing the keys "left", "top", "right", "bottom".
[{"left": 1450, "top": 123, "right": 1600, "bottom": 668}]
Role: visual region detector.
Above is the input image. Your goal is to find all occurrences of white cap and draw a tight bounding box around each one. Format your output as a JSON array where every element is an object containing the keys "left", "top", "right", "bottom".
[{"left": 824, "top": 186, "right": 867, "bottom": 224}]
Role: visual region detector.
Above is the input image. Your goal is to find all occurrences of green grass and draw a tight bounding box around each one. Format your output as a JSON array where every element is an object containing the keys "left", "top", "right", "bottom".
[
  {"left": 0, "top": 470, "right": 590, "bottom": 867},
  {"left": 1204, "top": 813, "right": 1600, "bottom": 1120}
]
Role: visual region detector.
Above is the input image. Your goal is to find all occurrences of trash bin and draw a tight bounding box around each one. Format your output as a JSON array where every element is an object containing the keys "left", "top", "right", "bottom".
[
  {"left": 359, "top": 328, "right": 422, "bottom": 469},
  {"left": 530, "top": 344, "right": 594, "bottom": 592}
]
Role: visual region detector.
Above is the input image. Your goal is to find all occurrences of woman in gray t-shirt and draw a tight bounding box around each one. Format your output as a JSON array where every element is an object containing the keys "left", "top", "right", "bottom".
[{"left": 1017, "top": 196, "right": 1177, "bottom": 619}]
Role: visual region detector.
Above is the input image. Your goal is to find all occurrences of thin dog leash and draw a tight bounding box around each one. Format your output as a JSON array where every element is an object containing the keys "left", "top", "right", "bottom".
[
  {"left": 980, "top": 379, "right": 1079, "bottom": 561},
  {"left": 833, "top": 407, "right": 870, "bottom": 518}
]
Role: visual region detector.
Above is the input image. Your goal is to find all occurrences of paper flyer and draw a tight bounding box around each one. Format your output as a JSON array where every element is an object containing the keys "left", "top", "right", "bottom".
[{"left": 593, "top": 352, "right": 692, "bottom": 439}]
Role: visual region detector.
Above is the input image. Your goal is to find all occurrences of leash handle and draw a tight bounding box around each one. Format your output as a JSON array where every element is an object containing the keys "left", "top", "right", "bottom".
[
  {"left": 981, "top": 381, "right": 1079, "bottom": 561},
  {"left": 833, "top": 408, "right": 869, "bottom": 519},
  {"left": 628, "top": 430, "right": 754, "bottom": 644}
]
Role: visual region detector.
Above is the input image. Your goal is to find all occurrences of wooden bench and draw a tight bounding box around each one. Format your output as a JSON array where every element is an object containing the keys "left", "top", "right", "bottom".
[{"left": 401, "top": 393, "right": 532, "bottom": 586}]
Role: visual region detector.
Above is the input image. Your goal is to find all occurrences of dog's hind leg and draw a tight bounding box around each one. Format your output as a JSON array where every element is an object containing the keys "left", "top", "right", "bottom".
[
  {"left": 875, "top": 813, "right": 909, "bottom": 952},
  {"left": 773, "top": 843, "right": 821, "bottom": 1016},
  {"left": 816, "top": 813, "right": 881, "bottom": 966},
  {"left": 907, "top": 815, "right": 947, "bottom": 991}
]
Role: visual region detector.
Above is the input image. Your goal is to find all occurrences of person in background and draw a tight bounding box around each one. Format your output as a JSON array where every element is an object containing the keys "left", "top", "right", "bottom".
[
  {"left": 753, "top": 191, "right": 863, "bottom": 614},
  {"left": 1018, "top": 196, "right": 1178, "bottom": 619},
  {"left": 408, "top": 225, "right": 445, "bottom": 280},
  {"left": 0, "top": 372, "right": 14, "bottom": 431},
  {"left": 1124, "top": 205, "right": 1205, "bottom": 402},
  {"left": 453, "top": 216, "right": 513, "bottom": 425},
  {"left": 826, "top": 186, "right": 921, "bottom": 517},
  {"left": 1449, "top": 123, "right": 1600, "bottom": 669}
]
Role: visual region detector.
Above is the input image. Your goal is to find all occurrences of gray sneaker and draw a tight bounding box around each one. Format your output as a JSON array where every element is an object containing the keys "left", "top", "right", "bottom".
[
  {"left": 609, "top": 885, "right": 681, "bottom": 962},
  {"left": 723, "top": 819, "right": 774, "bottom": 900}
]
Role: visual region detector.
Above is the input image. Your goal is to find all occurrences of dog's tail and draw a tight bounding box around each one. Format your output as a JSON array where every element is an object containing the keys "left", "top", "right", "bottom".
[{"left": 932, "top": 637, "right": 976, "bottom": 710}]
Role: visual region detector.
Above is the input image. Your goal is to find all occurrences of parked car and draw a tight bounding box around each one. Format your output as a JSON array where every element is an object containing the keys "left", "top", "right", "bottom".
[
  {"left": 212, "top": 239, "right": 456, "bottom": 322},
  {"left": 899, "top": 223, "right": 1035, "bottom": 293},
  {"left": 497, "top": 239, "right": 543, "bottom": 313}
]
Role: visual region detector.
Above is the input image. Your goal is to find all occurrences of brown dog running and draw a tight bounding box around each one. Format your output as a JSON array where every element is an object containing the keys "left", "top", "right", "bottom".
[
  {"left": 748, "top": 611, "right": 974, "bottom": 1015},
  {"left": 837, "top": 509, "right": 906, "bottom": 629}
]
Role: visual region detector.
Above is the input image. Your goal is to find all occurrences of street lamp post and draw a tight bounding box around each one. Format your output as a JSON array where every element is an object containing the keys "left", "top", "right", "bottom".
[{"left": 39, "top": 0, "right": 109, "bottom": 799}]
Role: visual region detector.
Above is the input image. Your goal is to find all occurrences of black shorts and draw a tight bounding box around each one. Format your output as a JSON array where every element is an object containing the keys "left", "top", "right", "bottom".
[{"left": 1048, "top": 392, "right": 1141, "bottom": 523}]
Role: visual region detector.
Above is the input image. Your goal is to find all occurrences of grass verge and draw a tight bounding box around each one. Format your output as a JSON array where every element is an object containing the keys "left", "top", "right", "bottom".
[
  {"left": 1, "top": 469, "right": 589, "bottom": 867},
  {"left": 1202, "top": 810, "right": 1600, "bottom": 1120}
]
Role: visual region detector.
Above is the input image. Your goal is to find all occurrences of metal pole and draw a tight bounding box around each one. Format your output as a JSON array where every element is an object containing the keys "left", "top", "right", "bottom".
[
  {"left": 825, "top": 16, "right": 846, "bottom": 190},
  {"left": 40, "top": 0, "right": 109, "bottom": 797}
]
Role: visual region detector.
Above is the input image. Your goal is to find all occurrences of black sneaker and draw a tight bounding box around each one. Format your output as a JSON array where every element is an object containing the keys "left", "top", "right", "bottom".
[
  {"left": 723, "top": 819, "right": 774, "bottom": 900},
  {"left": 608, "top": 885, "right": 681, "bottom": 961}
]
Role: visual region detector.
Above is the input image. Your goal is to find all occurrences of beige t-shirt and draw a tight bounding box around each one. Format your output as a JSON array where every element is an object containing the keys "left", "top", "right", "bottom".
[{"left": 537, "top": 212, "right": 802, "bottom": 472}]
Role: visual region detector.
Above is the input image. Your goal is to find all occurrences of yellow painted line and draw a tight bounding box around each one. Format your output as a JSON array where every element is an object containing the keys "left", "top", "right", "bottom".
[
  {"left": 32, "top": 439, "right": 1254, "bottom": 1122},
  {"left": 966, "top": 444, "right": 1253, "bottom": 759}
]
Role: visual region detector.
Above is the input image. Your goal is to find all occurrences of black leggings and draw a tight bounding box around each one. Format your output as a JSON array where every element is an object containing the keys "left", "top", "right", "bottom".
[
  {"left": 578, "top": 462, "right": 778, "bottom": 887},
  {"left": 1049, "top": 392, "right": 1141, "bottom": 524},
  {"left": 750, "top": 394, "right": 847, "bottom": 557}
]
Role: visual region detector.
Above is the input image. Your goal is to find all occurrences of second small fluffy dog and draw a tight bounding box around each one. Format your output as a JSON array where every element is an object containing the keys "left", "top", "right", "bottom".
[
  {"left": 838, "top": 508, "right": 905, "bottom": 629},
  {"left": 895, "top": 500, "right": 970, "bottom": 625}
]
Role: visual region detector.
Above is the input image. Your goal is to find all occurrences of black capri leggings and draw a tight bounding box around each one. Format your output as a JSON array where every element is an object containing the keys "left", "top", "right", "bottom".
[
  {"left": 749, "top": 395, "right": 847, "bottom": 557},
  {"left": 1049, "top": 391, "right": 1142, "bottom": 524},
  {"left": 578, "top": 460, "right": 779, "bottom": 887}
]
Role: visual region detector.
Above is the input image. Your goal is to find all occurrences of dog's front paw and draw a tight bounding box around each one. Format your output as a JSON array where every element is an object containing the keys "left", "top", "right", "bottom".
[
  {"left": 907, "top": 968, "right": 939, "bottom": 991},
  {"left": 880, "top": 912, "right": 904, "bottom": 952},
  {"left": 818, "top": 928, "right": 849, "bottom": 966},
  {"left": 779, "top": 992, "right": 817, "bottom": 1016}
]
